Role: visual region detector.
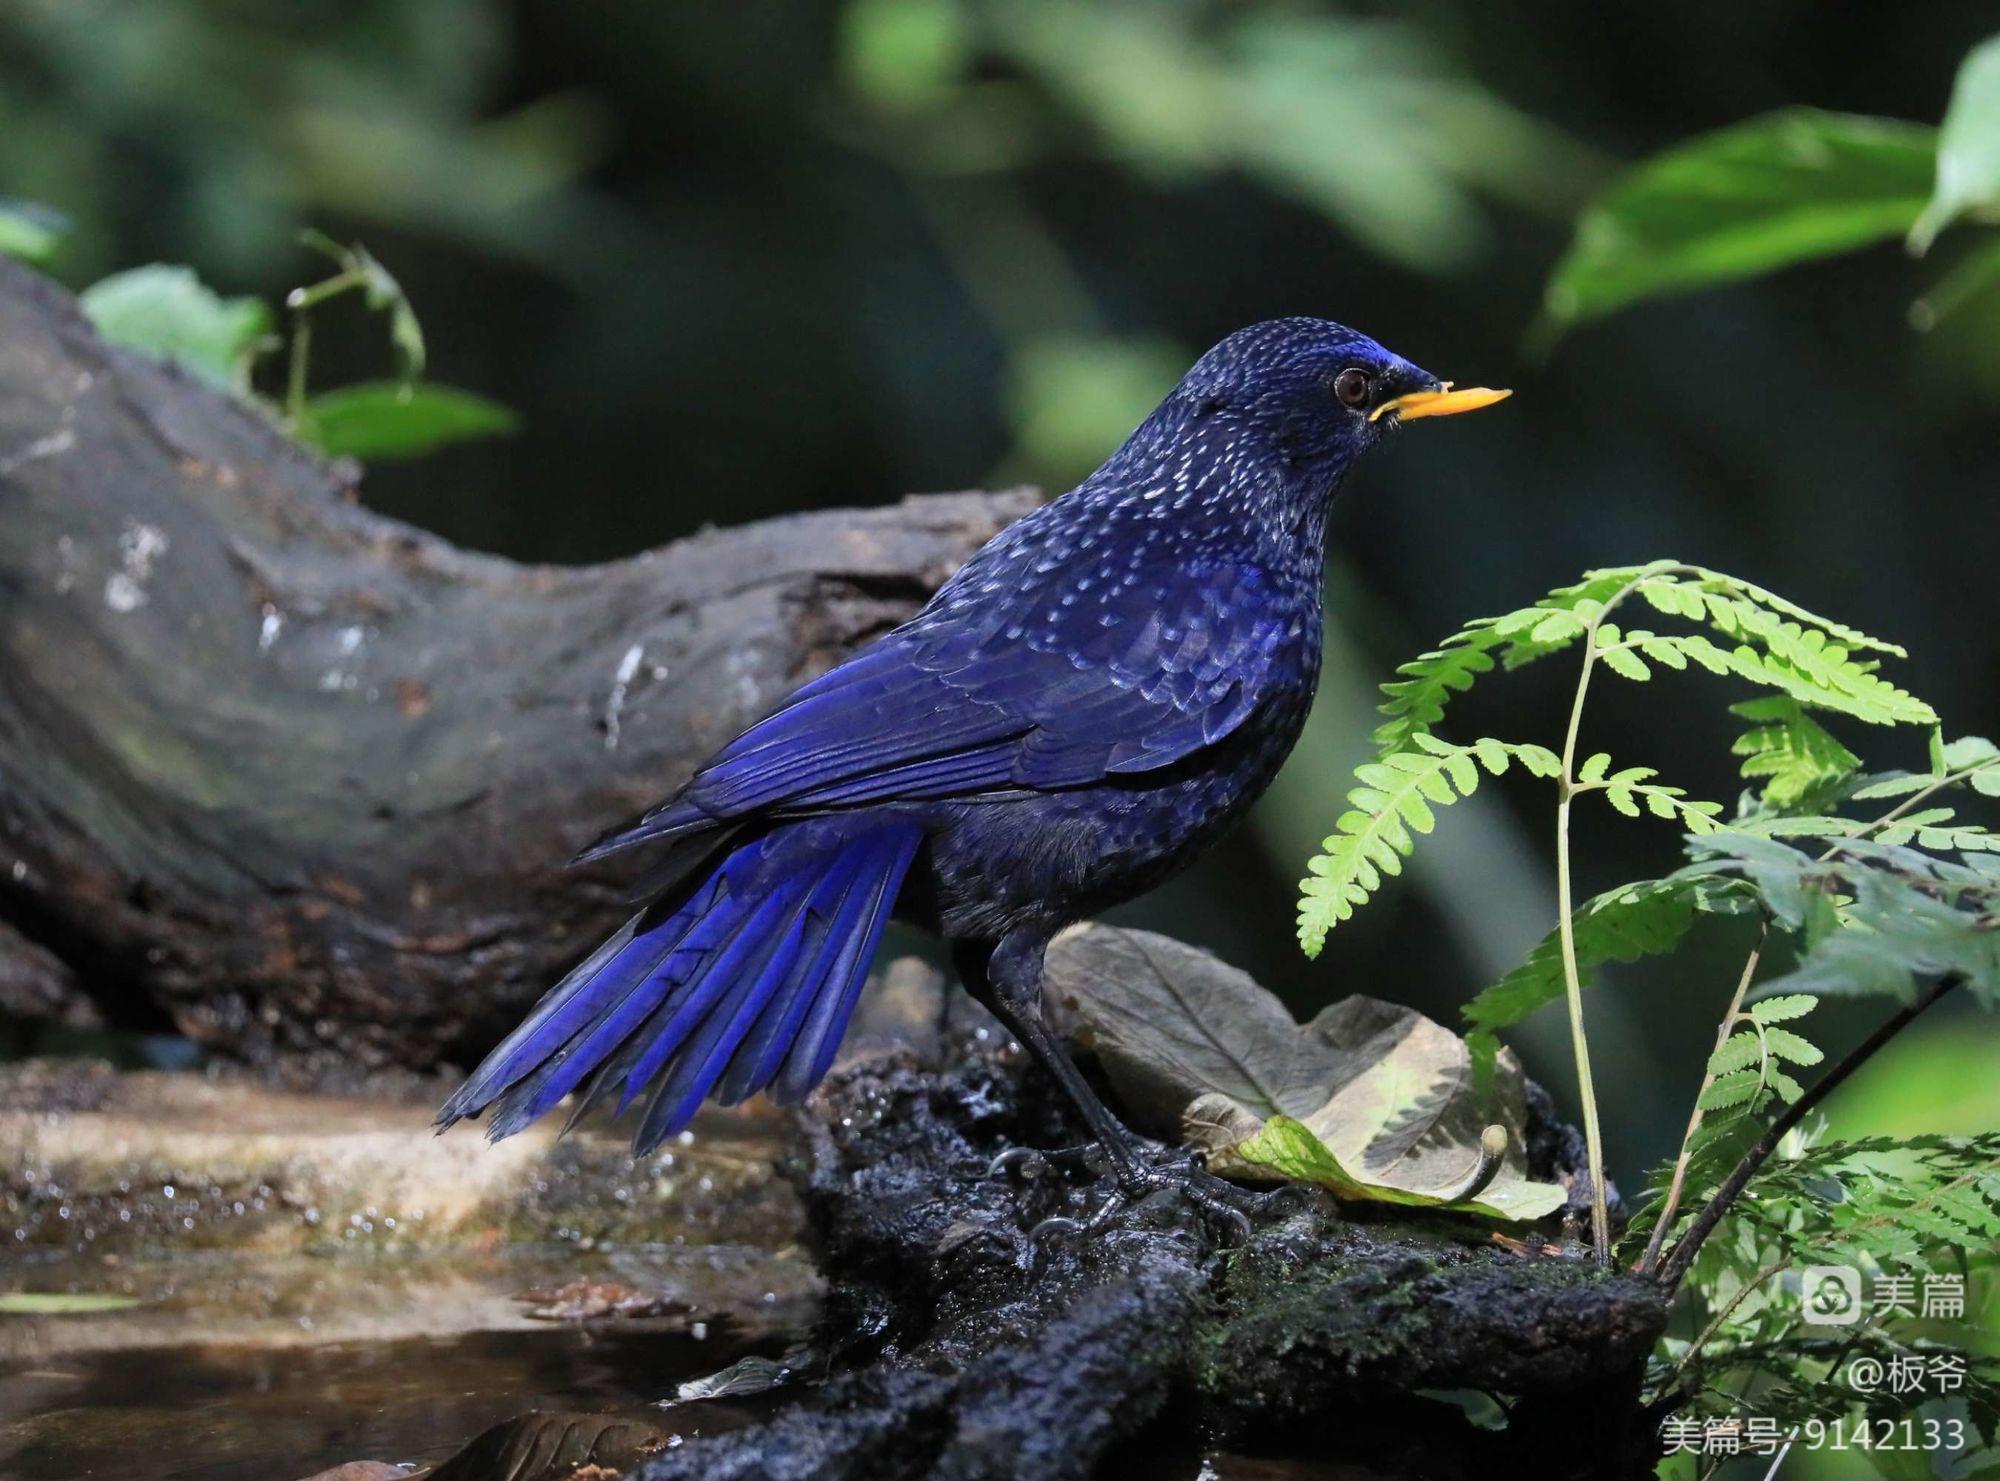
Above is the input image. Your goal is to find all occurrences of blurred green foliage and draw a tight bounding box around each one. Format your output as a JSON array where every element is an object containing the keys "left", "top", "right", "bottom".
[
  {"left": 1912, "top": 34, "right": 2000, "bottom": 251},
  {"left": 298, "top": 381, "right": 518, "bottom": 460},
  {"left": 1542, "top": 34, "right": 2000, "bottom": 341},
  {"left": 1540, "top": 111, "right": 1938, "bottom": 335},
  {"left": 79, "top": 263, "right": 273, "bottom": 393},
  {"left": 0, "top": 0, "right": 611, "bottom": 281},
  {"left": 0, "top": 197, "right": 68, "bottom": 264},
  {"left": 65, "top": 244, "right": 514, "bottom": 461}
]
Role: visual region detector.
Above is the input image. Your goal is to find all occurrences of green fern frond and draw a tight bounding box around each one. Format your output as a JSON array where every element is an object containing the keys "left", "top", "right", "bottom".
[
  {"left": 1371, "top": 629, "right": 1508, "bottom": 752},
  {"left": 1367, "top": 562, "right": 1934, "bottom": 761},
  {"left": 1706, "top": 1005, "right": 1827, "bottom": 1115},
  {"left": 1853, "top": 735, "right": 2000, "bottom": 801},
  {"left": 1461, "top": 874, "right": 1757, "bottom": 1043},
  {"left": 1297, "top": 736, "right": 1556, "bottom": 956},
  {"left": 1760, "top": 1026, "right": 1823, "bottom": 1065},
  {"left": 1698, "top": 1068, "right": 1764, "bottom": 1111},
  {"left": 1686, "top": 833, "right": 2000, "bottom": 1011},
  {"left": 1870, "top": 812, "right": 2000, "bottom": 852},
  {"left": 1731, "top": 809, "right": 2000, "bottom": 853},
  {"left": 1615, "top": 562, "right": 1908, "bottom": 656},
  {"left": 1569, "top": 754, "right": 1725, "bottom": 831},
  {"left": 1705, "top": 1031, "right": 1765, "bottom": 1077},
  {"left": 1730, "top": 696, "right": 1861, "bottom": 807},
  {"left": 1746, "top": 994, "right": 1816, "bottom": 1024}
]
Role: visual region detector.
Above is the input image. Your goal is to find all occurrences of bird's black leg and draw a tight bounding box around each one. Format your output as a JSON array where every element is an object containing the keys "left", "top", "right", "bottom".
[{"left": 955, "top": 932, "right": 1265, "bottom": 1229}]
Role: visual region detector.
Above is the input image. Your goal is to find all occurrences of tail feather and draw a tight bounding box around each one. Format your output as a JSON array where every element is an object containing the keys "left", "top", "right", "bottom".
[
  {"left": 712, "top": 849, "right": 869, "bottom": 1106},
  {"left": 438, "top": 820, "right": 923, "bottom": 1154},
  {"left": 436, "top": 887, "right": 707, "bottom": 1132},
  {"left": 630, "top": 884, "right": 821, "bottom": 1146},
  {"left": 567, "top": 846, "right": 860, "bottom": 1130},
  {"left": 772, "top": 835, "right": 913, "bottom": 1104}
]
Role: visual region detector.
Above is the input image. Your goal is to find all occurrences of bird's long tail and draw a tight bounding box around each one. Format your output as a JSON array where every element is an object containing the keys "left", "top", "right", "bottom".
[{"left": 436, "top": 820, "right": 922, "bottom": 1154}]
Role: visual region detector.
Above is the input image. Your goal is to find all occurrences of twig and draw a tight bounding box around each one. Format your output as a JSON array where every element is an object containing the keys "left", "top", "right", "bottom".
[{"left": 1654, "top": 976, "right": 1958, "bottom": 1290}]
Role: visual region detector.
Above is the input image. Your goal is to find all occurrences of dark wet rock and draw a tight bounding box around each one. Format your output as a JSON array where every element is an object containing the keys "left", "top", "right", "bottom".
[{"left": 625, "top": 1037, "right": 1671, "bottom": 1481}]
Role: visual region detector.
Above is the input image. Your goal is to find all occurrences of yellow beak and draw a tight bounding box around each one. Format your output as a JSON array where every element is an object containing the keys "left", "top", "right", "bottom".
[{"left": 1369, "top": 382, "right": 1512, "bottom": 423}]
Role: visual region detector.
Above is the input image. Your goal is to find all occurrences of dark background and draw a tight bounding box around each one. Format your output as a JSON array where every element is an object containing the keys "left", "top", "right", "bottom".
[{"left": 6, "top": 0, "right": 1997, "bottom": 1171}]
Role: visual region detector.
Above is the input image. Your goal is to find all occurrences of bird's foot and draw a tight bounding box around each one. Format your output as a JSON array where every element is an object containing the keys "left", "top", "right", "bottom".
[
  {"left": 994, "top": 1138, "right": 1278, "bottom": 1248},
  {"left": 1102, "top": 1144, "right": 1278, "bottom": 1244}
]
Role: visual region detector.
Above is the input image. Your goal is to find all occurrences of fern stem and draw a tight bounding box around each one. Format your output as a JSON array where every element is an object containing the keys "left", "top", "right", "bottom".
[
  {"left": 1654, "top": 975, "right": 1958, "bottom": 1290},
  {"left": 1865, "top": 757, "right": 2000, "bottom": 834},
  {"left": 285, "top": 313, "right": 312, "bottom": 426},
  {"left": 1657, "top": 1253, "right": 1793, "bottom": 1399},
  {"left": 1639, "top": 933, "right": 1765, "bottom": 1275},
  {"left": 1550, "top": 567, "right": 1675, "bottom": 1266},
  {"left": 1556, "top": 627, "right": 1611, "bottom": 1264}
]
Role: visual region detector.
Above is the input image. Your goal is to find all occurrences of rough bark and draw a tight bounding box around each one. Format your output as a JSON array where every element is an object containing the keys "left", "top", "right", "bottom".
[{"left": 0, "top": 256, "right": 1035, "bottom": 1069}]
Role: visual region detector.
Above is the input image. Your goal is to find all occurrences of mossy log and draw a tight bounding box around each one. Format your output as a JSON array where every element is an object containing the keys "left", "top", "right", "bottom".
[{"left": 0, "top": 257, "right": 1034, "bottom": 1068}]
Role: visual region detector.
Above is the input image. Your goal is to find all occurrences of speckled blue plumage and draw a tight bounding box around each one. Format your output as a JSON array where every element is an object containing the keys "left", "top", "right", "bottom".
[{"left": 440, "top": 318, "right": 1452, "bottom": 1153}]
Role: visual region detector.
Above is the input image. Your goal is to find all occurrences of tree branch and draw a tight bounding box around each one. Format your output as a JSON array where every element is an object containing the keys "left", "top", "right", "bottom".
[{"left": 0, "top": 256, "right": 1035, "bottom": 1071}]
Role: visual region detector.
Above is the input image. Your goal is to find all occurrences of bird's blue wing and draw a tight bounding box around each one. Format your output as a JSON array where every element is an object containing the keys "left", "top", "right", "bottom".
[{"left": 579, "top": 560, "right": 1293, "bottom": 858}]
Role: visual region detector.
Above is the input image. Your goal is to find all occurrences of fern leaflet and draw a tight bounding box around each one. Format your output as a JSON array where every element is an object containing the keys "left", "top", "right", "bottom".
[{"left": 1296, "top": 735, "right": 1557, "bottom": 956}]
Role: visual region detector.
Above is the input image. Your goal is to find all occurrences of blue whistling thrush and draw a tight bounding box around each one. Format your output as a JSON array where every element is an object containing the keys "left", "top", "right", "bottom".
[{"left": 437, "top": 318, "right": 1507, "bottom": 1211}]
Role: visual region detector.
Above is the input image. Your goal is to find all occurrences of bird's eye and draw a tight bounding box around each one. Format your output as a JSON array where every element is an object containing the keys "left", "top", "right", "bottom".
[{"left": 1333, "top": 367, "right": 1373, "bottom": 410}]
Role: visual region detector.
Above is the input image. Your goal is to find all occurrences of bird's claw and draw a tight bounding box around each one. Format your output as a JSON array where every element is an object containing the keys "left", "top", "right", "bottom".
[
  {"left": 1110, "top": 1153, "right": 1260, "bottom": 1245},
  {"left": 987, "top": 1146, "right": 1054, "bottom": 1181},
  {"left": 991, "top": 1136, "right": 1271, "bottom": 1248},
  {"left": 986, "top": 1141, "right": 1110, "bottom": 1181}
]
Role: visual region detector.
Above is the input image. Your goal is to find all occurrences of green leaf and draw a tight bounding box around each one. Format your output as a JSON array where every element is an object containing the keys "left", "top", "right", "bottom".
[
  {"left": 1046, "top": 924, "right": 1565, "bottom": 1221},
  {"left": 296, "top": 382, "right": 517, "bottom": 461},
  {"left": 841, "top": 0, "right": 973, "bottom": 111},
  {"left": 79, "top": 266, "right": 273, "bottom": 395},
  {"left": 1706, "top": 1031, "right": 1764, "bottom": 1077},
  {"left": 1223, "top": 1114, "right": 1563, "bottom": 1221},
  {"left": 1298, "top": 739, "right": 1530, "bottom": 955},
  {"left": 1599, "top": 643, "right": 1651, "bottom": 682},
  {"left": 1761, "top": 1026, "right": 1825, "bottom": 1066},
  {"left": 1747, "top": 994, "right": 1817, "bottom": 1024},
  {"left": 1910, "top": 34, "right": 2000, "bottom": 253},
  {"left": 0, "top": 198, "right": 69, "bottom": 264},
  {"left": 1698, "top": 1069, "right": 1763, "bottom": 1111},
  {"left": 1006, "top": 334, "right": 1189, "bottom": 486},
  {"left": 1688, "top": 833, "right": 2000, "bottom": 1011},
  {"left": 1366, "top": 562, "right": 1923, "bottom": 767},
  {"left": 0, "top": 1292, "right": 143, "bottom": 1314},
  {"left": 1730, "top": 696, "right": 1861, "bottom": 807},
  {"left": 1541, "top": 109, "right": 1938, "bottom": 333}
]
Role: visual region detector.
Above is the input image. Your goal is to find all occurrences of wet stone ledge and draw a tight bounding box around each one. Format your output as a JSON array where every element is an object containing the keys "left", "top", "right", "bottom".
[{"left": 2, "top": 1057, "right": 800, "bottom": 1262}]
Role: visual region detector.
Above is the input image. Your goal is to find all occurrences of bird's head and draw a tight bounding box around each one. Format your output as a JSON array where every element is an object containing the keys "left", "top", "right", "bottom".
[{"left": 1108, "top": 318, "right": 1509, "bottom": 539}]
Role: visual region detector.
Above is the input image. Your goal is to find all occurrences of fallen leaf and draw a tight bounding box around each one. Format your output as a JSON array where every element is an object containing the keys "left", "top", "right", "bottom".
[{"left": 1046, "top": 924, "right": 1565, "bottom": 1221}]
